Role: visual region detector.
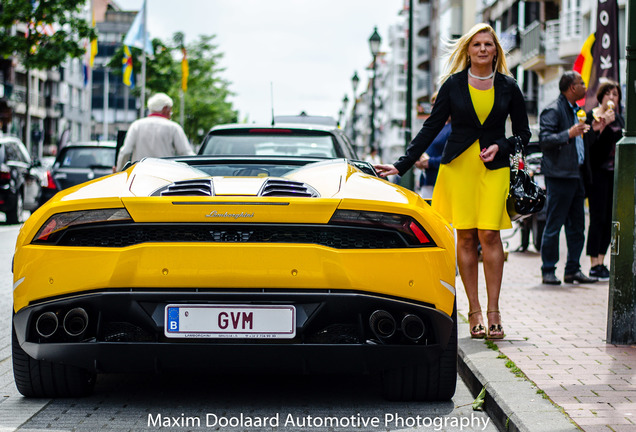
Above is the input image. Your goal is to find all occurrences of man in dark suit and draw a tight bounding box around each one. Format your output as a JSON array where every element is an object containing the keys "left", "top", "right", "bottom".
[{"left": 539, "top": 71, "right": 597, "bottom": 285}]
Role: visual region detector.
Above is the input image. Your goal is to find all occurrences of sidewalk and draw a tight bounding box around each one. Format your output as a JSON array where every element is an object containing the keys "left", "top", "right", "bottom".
[{"left": 456, "top": 228, "right": 636, "bottom": 432}]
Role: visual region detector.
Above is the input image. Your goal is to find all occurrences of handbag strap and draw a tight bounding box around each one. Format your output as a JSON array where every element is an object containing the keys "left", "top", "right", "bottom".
[{"left": 511, "top": 136, "right": 525, "bottom": 171}]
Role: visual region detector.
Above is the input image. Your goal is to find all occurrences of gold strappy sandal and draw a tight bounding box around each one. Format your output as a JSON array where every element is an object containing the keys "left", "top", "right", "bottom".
[
  {"left": 468, "top": 310, "right": 486, "bottom": 339},
  {"left": 487, "top": 310, "right": 505, "bottom": 339}
]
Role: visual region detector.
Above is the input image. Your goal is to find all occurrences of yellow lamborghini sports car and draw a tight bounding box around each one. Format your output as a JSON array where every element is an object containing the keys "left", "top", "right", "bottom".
[{"left": 12, "top": 155, "right": 457, "bottom": 401}]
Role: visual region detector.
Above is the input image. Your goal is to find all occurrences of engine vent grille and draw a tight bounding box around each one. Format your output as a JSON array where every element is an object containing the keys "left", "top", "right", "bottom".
[
  {"left": 160, "top": 180, "right": 213, "bottom": 197},
  {"left": 259, "top": 179, "right": 319, "bottom": 197}
]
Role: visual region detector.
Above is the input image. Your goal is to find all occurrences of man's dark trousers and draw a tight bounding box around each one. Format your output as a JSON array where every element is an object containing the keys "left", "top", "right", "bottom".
[{"left": 541, "top": 176, "right": 586, "bottom": 275}]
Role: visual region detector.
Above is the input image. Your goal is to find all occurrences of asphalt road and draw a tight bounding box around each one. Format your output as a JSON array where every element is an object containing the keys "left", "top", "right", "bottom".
[{"left": 0, "top": 223, "right": 495, "bottom": 432}]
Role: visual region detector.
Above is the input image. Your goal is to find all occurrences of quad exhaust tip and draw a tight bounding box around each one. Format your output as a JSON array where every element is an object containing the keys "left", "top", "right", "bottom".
[
  {"left": 401, "top": 314, "right": 425, "bottom": 341},
  {"left": 369, "top": 310, "right": 396, "bottom": 339},
  {"left": 35, "top": 311, "right": 58, "bottom": 338},
  {"left": 63, "top": 307, "right": 89, "bottom": 337}
]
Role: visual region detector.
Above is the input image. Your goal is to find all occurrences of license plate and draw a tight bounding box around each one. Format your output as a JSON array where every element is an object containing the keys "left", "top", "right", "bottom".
[{"left": 164, "top": 304, "right": 296, "bottom": 339}]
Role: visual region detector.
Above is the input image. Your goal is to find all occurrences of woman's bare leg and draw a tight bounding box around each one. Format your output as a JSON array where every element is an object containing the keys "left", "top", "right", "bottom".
[
  {"left": 478, "top": 229, "right": 505, "bottom": 337},
  {"left": 456, "top": 229, "right": 484, "bottom": 334}
]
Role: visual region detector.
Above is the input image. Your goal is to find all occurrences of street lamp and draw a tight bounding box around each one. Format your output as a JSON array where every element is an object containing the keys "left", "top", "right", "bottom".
[
  {"left": 338, "top": 96, "right": 349, "bottom": 128},
  {"left": 351, "top": 71, "right": 360, "bottom": 151},
  {"left": 368, "top": 27, "right": 381, "bottom": 156},
  {"left": 342, "top": 94, "right": 349, "bottom": 132}
]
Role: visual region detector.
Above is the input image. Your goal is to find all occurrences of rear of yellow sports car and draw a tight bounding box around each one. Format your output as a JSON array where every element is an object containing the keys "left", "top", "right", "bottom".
[{"left": 12, "top": 158, "right": 457, "bottom": 401}]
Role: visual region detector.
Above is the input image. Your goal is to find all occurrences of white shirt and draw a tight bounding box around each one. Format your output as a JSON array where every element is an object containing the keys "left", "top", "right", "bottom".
[{"left": 116, "top": 114, "right": 194, "bottom": 170}]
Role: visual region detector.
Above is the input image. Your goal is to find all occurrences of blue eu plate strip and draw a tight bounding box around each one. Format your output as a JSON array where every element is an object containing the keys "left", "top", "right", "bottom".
[{"left": 167, "top": 307, "right": 179, "bottom": 332}]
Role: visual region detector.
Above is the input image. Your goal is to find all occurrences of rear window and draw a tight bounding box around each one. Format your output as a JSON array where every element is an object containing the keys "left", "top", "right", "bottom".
[
  {"left": 59, "top": 147, "right": 116, "bottom": 168},
  {"left": 200, "top": 130, "right": 339, "bottom": 158}
]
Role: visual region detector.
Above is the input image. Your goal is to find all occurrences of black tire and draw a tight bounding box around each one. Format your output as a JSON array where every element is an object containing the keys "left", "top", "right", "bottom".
[
  {"left": 12, "top": 326, "right": 96, "bottom": 398},
  {"left": 6, "top": 189, "right": 24, "bottom": 224},
  {"left": 381, "top": 302, "right": 458, "bottom": 401},
  {"left": 532, "top": 218, "right": 545, "bottom": 252}
]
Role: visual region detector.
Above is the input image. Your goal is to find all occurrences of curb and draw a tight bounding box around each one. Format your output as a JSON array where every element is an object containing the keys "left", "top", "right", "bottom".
[{"left": 456, "top": 321, "right": 580, "bottom": 432}]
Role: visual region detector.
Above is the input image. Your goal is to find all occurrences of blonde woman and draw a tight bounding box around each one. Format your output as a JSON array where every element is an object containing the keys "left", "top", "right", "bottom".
[{"left": 375, "top": 23, "right": 530, "bottom": 339}]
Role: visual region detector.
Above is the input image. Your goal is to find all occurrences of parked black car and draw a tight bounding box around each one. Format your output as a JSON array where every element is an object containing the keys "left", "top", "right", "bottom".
[
  {"left": 40, "top": 141, "right": 117, "bottom": 205},
  {"left": 0, "top": 135, "right": 44, "bottom": 224}
]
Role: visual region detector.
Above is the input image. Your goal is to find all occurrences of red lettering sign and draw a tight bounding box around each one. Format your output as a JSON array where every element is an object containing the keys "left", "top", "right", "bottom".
[
  {"left": 243, "top": 312, "right": 253, "bottom": 329},
  {"left": 218, "top": 312, "right": 228, "bottom": 329}
]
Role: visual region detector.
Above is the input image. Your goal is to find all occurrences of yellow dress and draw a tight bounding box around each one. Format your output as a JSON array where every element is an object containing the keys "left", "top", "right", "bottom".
[{"left": 431, "top": 84, "right": 511, "bottom": 230}]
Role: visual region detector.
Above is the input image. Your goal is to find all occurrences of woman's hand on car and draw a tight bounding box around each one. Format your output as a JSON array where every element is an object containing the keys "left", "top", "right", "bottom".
[{"left": 374, "top": 164, "right": 398, "bottom": 178}]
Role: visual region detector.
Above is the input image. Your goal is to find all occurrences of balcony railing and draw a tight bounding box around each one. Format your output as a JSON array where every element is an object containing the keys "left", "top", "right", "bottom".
[
  {"left": 11, "top": 85, "right": 45, "bottom": 108},
  {"left": 500, "top": 25, "right": 519, "bottom": 52},
  {"left": 560, "top": 9, "right": 583, "bottom": 43},
  {"left": 521, "top": 21, "right": 543, "bottom": 64},
  {"left": 544, "top": 19, "right": 562, "bottom": 65}
]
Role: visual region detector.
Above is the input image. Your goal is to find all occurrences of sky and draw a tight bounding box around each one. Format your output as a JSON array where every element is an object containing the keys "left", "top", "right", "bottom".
[{"left": 114, "top": 0, "right": 404, "bottom": 124}]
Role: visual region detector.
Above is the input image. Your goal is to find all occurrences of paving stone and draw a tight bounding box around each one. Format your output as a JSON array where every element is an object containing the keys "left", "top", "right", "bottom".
[{"left": 456, "top": 226, "right": 636, "bottom": 431}]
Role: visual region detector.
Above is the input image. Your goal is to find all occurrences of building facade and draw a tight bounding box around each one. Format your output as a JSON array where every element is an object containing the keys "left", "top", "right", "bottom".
[
  {"left": 0, "top": 1, "right": 109, "bottom": 158},
  {"left": 344, "top": 0, "right": 626, "bottom": 174},
  {"left": 92, "top": 0, "right": 138, "bottom": 141}
]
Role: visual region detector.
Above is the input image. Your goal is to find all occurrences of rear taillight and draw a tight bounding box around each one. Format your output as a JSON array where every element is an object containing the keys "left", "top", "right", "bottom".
[
  {"left": 0, "top": 167, "right": 10, "bottom": 181},
  {"left": 33, "top": 208, "right": 132, "bottom": 243},
  {"left": 248, "top": 129, "right": 292, "bottom": 134},
  {"left": 328, "top": 209, "right": 435, "bottom": 246},
  {"left": 45, "top": 171, "right": 57, "bottom": 190}
]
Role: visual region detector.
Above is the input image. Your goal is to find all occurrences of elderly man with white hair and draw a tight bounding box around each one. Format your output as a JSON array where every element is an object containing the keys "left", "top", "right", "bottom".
[{"left": 116, "top": 92, "right": 194, "bottom": 171}]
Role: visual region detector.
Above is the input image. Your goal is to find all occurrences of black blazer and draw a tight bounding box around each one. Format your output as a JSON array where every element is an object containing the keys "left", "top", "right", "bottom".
[{"left": 394, "top": 69, "right": 531, "bottom": 176}]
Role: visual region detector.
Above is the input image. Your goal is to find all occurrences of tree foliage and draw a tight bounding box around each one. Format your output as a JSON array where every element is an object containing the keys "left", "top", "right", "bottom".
[
  {"left": 0, "top": 0, "right": 95, "bottom": 70},
  {"left": 107, "top": 33, "right": 237, "bottom": 142},
  {"left": 177, "top": 34, "right": 237, "bottom": 140}
]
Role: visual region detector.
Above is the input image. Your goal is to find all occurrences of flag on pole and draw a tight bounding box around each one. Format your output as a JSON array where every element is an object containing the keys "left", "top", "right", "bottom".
[
  {"left": 181, "top": 47, "right": 189, "bottom": 92},
  {"left": 573, "top": 33, "right": 594, "bottom": 106},
  {"left": 122, "top": 45, "right": 135, "bottom": 88},
  {"left": 83, "top": 11, "right": 98, "bottom": 87},
  {"left": 90, "top": 12, "right": 98, "bottom": 68},
  {"left": 123, "top": 0, "right": 153, "bottom": 55},
  {"left": 573, "top": 0, "right": 620, "bottom": 110}
]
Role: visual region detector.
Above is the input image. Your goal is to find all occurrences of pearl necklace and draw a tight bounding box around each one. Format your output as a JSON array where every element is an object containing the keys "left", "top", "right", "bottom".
[{"left": 468, "top": 68, "right": 495, "bottom": 80}]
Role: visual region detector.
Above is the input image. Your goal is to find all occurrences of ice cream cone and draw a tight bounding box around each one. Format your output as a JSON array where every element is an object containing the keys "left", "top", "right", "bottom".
[{"left": 576, "top": 110, "right": 587, "bottom": 123}]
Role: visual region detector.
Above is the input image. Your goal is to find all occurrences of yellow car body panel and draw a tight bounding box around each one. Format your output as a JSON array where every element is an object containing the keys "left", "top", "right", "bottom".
[
  {"left": 14, "top": 241, "right": 455, "bottom": 315},
  {"left": 13, "top": 158, "right": 455, "bottom": 315}
]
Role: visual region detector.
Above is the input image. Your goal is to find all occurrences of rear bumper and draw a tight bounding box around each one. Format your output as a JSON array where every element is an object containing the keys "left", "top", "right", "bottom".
[
  {"left": 17, "top": 341, "right": 447, "bottom": 375},
  {"left": 14, "top": 290, "right": 454, "bottom": 374}
]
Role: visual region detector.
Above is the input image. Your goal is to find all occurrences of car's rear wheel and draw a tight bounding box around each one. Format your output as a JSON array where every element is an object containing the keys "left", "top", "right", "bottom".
[
  {"left": 381, "top": 303, "right": 458, "bottom": 401},
  {"left": 6, "top": 189, "right": 24, "bottom": 224},
  {"left": 12, "top": 326, "right": 96, "bottom": 398}
]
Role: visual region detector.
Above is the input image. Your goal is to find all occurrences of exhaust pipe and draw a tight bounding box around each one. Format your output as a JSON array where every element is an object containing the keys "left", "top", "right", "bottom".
[
  {"left": 35, "top": 311, "right": 58, "bottom": 338},
  {"left": 63, "top": 308, "right": 89, "bottom": 337},
  {"left": 369, "top": 310, "right": 396, "bottom": 339},
  {"left": 401, "top": 314, "right": 425, "bottom": 341}
]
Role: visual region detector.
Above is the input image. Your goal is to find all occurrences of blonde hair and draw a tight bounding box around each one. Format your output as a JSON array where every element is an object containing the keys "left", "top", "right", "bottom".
[{"left": 439, "top": 23, "right": 511, "bottom": 84}]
